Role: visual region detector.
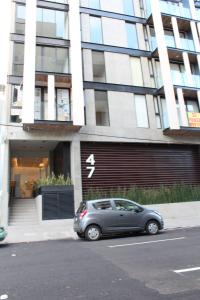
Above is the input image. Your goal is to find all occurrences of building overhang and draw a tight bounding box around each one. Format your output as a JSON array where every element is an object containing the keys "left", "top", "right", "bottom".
[
  {"left": 156, "top": 85, "right": 199, "bottom": 98},
  {"left": 23, "top": 120, "right": 81, "bottom": 132},
  {"left": 152, "top": 47, "right": 199, "bottom": 63},
  {"left": 164, "top": 126, "right": 200, "bottom": 137}
]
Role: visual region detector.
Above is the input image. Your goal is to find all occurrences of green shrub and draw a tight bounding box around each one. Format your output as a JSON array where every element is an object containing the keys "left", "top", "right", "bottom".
[
  {"left": 84, "top": 184, "right": 200, "bottom": 205},
  {"left": 35, "top": 173, "right": 73, "bottom": 188}
]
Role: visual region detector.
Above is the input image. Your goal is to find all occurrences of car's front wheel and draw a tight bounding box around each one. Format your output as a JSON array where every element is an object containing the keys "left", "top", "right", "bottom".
[
  {"left": 146, "top": 220, "right": 159, "bottom": 235},
  {"left": 85, "top": 225, "right": 101, "bottom": 241}
]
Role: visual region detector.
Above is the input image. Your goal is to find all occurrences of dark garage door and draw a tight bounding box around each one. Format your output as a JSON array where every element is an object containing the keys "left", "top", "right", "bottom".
[{"left": 81, "top": 142, "right": 200, "bottom": 194}]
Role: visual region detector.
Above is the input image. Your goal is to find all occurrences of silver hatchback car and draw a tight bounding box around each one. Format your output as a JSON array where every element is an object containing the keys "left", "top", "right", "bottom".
[{"left": 74, "top": 198, "right": 164, "bottom": 241}]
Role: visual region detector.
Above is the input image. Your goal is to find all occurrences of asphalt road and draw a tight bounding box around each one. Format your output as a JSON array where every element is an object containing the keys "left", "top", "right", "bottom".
[{"left": 0, "top": 227, "right": 200, "bottom": 300}]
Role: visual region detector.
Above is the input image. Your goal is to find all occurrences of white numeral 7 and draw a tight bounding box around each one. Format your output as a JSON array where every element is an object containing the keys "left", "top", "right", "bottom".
[{"left": 87, "top": 166, "right": 95, "bottom": 178}]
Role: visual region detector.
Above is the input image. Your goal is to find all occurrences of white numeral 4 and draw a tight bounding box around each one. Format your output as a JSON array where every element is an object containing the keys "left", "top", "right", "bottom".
[{"left": 86, "top": 154, "right": 95, "bottom": 166}]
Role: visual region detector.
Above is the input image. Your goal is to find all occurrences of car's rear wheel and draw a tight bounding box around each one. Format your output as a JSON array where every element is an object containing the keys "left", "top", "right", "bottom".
[
  {"left": 85, "top": 225, "right": 101, "bottom": 241},
  {"left": 146, "top": 220, "right": 159, "bottom": 235}
]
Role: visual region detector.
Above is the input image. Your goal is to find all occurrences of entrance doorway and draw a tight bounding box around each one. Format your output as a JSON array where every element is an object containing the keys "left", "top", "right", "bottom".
[{"left": 10, "top": 156, "right": 48, "bottom": 198}]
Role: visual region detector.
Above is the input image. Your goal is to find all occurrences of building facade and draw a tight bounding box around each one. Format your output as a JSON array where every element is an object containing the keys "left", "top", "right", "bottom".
[{"left": 0, "top": 0, "right": 200, "bottom": 226}]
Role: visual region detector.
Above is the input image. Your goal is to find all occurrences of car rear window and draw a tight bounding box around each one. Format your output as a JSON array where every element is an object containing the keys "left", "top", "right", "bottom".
[
  {"left": 77, "top": 202, "right": 87, "bottom": 213},
  {"left": 93, "top": 201, "right": 112, "bottom": 210}
]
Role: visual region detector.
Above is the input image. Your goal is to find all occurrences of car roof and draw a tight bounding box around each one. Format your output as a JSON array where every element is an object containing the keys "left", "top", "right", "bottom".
[{"left": 85, "top": 198, "right": 140, "bottom": 204}]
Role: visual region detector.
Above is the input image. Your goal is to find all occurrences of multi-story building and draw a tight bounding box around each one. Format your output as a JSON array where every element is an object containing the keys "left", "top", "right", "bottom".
[{"left": 0, "top": 0, "right": 200, "bottom": 227}]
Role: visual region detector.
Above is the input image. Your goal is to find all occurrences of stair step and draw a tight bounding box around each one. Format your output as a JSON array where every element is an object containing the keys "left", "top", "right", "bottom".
[{"left": 9, "top": 198, "right": 38, "bottom": 226}]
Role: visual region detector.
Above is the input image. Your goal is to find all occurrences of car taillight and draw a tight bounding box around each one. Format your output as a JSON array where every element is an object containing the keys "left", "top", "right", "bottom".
[{"left": 80, "top": 209, "right": 88, "bottom": 219}]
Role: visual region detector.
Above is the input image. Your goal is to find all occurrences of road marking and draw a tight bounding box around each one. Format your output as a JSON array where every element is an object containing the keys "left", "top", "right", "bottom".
[
  {"left": 174, "top": 267, "right": 200, "bottom": 274},
  {"left": 108, "top": 237, "right": 186, "bottom": 248}
]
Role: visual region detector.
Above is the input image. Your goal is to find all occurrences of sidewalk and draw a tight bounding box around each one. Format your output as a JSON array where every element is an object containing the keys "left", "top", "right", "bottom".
[{"left": 3, "top": 201, "right": 200, "bottom": 244}]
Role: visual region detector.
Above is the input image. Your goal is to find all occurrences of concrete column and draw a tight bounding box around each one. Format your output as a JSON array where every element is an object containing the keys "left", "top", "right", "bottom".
[
  {"left": 171, "top": 17, "right": 181, "bottom": 48},
  {"left": 183, "top": 52, "right": 193, "bottom": 86},
  {"left": 0, "top": 0, "right": 12, "bottom": 227},
  {"left": 70, "top": 137, "right": 83, "bottom": 211},
  {"left": 22, "top": 0, "right": 37, "bottom": 124},
  {"left": 69, "top": 0, "right": 85, "bottom": 126},
  {"left": 47, "top": 75, "right": 56, "bottom": 120},
  {"left": 188, "top": 0, "right": 197, "bottom": 20},
  {"left": 151, "top": 0, "right": 179, "bottom": 129},
  {"left": 190, "top": 21, "right": 200, "bottom": 52},
  {"left": 85, "top": 89, "right": 96, "bottom": 126},
  {"left": 177, "top": 88, "right": 188, "bottom": 127}
]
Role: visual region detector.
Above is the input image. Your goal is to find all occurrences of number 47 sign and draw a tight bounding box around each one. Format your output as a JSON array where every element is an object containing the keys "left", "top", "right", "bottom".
[{"left": 86, "top": 154, "right": 95, "bottom": 178}]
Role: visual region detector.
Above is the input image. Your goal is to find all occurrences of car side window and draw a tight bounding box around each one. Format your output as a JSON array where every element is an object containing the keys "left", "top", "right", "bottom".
[
  {"left": 93, "top": 201, "right": 112, "bottom": 210},
  {"left": 114, "top": 200, "right": 138, "bottom": 211}
]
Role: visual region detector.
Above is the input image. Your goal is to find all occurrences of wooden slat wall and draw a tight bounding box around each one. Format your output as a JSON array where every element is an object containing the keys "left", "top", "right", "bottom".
[{"left": 81, "top": 142, "right": 200, "bottom": 193}]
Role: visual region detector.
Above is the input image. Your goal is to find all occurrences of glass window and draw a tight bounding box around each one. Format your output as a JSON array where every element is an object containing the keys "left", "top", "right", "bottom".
[
  {"left": 154, "top": 97, "right": 162, "bottom": 129},
  {"left": 134, "top": 95, "right": 149, "bottom": 128},
  {"left": 95, "top": 91, "right": 109, "bottom": 126},
  {"left": 123, "top": 0, "right": 134, "bottom": 15},
  {"left": 15, "top": 4, "right": 25, "bottom": 34},
  {"left": 93, "top": 201, "right": 112, "bottom": 210},
  {"left": 90, "top": 16, "right": 103, "bottom": 44},
  {"left": 36, "top": 46, "right": 69, "bottom": 73},
  {"left": 34, "top": 87, "right": 48, "bottom": 120},
  {"left": 130, "top": 57, "right": 143, "bottom": 86},
  {"left": 186, "top": 100, "right": 199, "bottom": 113},
  {"left": 92, "top": 51, "right": 106, "bottom": 82},
  {"left": 13, "top": 43, "right": 24, "bottom": 76},
  {"left": 56, "top": 89, "right": 70, "bottom": 121},
  {"left": 126, "top": 23, "right": 138, "bottom": 49},
  {"left": 37, "top": 8, "right": 68, "bottom": 39},
  {"left": 114, "top": 200, "right": 139, "bottom": 211},
  {"left": 89, "top": 0, "right": 100, "bottom": 9}
]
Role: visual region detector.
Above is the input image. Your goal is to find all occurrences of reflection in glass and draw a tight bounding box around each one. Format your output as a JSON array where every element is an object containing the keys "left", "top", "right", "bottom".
[
  {"left": 36, "top": 46, "right": 69, "bottom": 73},
  {"left": 126, "top": 23, "right": 138, "bottom": 49},
  {"left": 90, "top": 16, "right": 103, "bottom": 44},
  {"left": 37, "top": 8, "right": 68, "bottom": 39},
  {"left": 89, "top": 0, "right": 100, "bottom": 9},
  {"left": 15, "top": 5, "right": 25, "bottom": 34},
  {"left": 13, "top": 43, "right": 24, "bottom": 76},
  {"left": 123, "top": 0, "right": 134, "bottom": 15}
]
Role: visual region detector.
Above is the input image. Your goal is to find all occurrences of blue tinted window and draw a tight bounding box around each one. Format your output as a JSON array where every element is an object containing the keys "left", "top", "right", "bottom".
[
  {"left": 89, "top": 0, "right": 100, "bottom": 9},
  {"left": 126, "top": 23, "right": 138, "bottom": 49},
  {"left": 123, "top": 0, "right": 134, "bottom": 15},
  {"left": 90, "top": 16, "right": 103, "bottom": 43}
]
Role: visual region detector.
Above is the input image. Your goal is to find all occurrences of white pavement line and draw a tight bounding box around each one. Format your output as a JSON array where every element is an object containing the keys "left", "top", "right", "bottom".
[
  {"left": 174, "top": 267, "right": 200, "bottom": 274},
  {"left": 108, "top": 237, "right": 186, "bottom": 248}
]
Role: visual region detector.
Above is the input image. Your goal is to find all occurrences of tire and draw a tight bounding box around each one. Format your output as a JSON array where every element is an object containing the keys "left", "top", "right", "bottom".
[
  {"left": 85, "top": 225, "right": 101, "bottom": 241},
  {"left": 146, "top": 220, "right": 159, "bottom": 235},
  {"left": 76, "top": 232, "right": 84, "bottom": 239}
]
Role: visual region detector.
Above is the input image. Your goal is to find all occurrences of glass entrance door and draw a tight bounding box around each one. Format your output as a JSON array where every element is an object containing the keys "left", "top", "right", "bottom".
[{"left": 10, "top": 157, "right": 48, "bottom": 198}]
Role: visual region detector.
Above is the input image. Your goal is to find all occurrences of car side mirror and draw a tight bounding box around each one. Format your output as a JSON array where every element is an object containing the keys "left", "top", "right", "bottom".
[{"left": 134, "top": 207, "right": 142, "bottom": 213}]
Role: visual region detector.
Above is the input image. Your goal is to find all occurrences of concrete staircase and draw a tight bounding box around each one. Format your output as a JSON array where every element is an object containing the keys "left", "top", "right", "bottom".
[{"left": 9, "top": 198, "right": 38, "bottom": 226}]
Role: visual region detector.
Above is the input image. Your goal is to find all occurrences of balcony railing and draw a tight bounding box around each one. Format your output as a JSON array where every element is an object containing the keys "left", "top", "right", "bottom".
[
  {"left": 171, "top": 71, "right": 200, "bottom": 89},
  {"left": 150, "top": 36, "right": 196, "bottom": 52},
  {"left": 159, "top": 1, "right": 191, "bottom": 19}
]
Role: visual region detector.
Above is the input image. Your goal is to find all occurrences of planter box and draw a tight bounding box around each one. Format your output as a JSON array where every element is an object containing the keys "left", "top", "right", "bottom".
[{"left": 37, "top": 185, "right": 74, "bottom": 220}]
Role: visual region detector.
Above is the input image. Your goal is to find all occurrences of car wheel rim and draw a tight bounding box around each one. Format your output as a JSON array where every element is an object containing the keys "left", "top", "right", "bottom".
[
  {"left": 88, "top": 228, "right": 99, "bottom": 240},
  {"left": 148, "top": 223, "right": 158, "bottom": 234}
]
